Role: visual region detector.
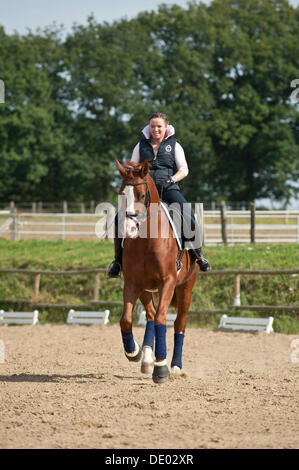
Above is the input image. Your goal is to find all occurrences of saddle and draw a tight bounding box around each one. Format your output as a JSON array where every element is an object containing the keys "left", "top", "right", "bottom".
[{"left": 160, "top": 202, "right": 188, "bottom": 272}]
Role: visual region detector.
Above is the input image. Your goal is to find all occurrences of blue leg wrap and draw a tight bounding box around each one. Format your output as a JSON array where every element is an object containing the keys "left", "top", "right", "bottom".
[
  {"left": 171, "top": 332, "right": 184, "bottom": 369},
  {"left": 154, "top": 324, "right": 167, "bottom": 360},
  {"left": 142, "top": 320, "right": 155, "bottom": 349},
  {"left": 121, "top": 330, "right": 135, "bottom": 353}
]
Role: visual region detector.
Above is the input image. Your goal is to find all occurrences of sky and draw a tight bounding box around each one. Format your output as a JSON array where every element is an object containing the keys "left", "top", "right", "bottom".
[
  {"left": 0, "top": 0, "right": 209, "bottom": 35},
  {"left": 0, "top": 0, "right": 298, "bottom": 35}
]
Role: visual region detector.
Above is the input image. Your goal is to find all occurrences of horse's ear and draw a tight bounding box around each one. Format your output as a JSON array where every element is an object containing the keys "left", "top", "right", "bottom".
[
  {"left": 141, "top": 161, "right": 150, "bottom": 178},
  {"left": 116, "top": 160, "right": 127, "bottom": 179}
]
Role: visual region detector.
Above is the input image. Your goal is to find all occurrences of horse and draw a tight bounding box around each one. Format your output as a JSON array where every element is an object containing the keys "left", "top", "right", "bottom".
[{"left": 116, "top": 159, "right": 198, "bottom": 384}]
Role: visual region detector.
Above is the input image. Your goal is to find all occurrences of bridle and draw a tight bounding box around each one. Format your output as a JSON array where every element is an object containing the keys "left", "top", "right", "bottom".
[
  {"left": 119, "top": 175, "right": 162, "bottom": 240},
  {"left": 123, "top": 177, "right": 151, "bottom": 226}
]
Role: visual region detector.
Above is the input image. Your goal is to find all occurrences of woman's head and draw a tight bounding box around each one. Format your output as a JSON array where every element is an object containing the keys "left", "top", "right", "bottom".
[
  {"left": 149, "top": 113, "right": 169, "bottom": 141},
  {"left": 149, "top": 112, "right": 168, "bottom": 125}
]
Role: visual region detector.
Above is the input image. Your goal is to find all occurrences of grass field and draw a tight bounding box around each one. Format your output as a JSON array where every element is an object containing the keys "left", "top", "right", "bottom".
[{"left": 0, "top": 239, "right": 298, "bottom": 333}]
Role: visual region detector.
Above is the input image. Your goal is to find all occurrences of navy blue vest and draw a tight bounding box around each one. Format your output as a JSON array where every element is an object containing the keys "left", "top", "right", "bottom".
[{"left": 139, "top": 136, "right": 179, "bottom": 191}]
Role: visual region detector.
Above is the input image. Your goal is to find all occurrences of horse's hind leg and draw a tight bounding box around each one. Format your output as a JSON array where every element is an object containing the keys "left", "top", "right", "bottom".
[
  {"left": 139, "top": 291, "right": 156, "bottom": 374},
  {"left": 120, "top": 282, "right": 142, "bottom": 362}
]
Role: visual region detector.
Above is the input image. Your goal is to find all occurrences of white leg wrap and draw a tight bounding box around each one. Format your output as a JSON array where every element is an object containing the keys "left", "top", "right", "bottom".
[
  {"left": 154, "top": 359, "right": 167, "bottom": 367},
  {"left": 125, "top": 341, "right": 140, "bottom": 357},
  {"left": 142, "top": 346, "right": 154, "bottom": 363},
  {"left": 171, "top": 365, "right": 182, "bottom": 375}
]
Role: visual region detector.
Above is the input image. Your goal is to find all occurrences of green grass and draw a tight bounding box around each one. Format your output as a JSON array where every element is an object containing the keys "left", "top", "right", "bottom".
[{"left": 0, "top": 239, "right": 298, "bottom": 333}]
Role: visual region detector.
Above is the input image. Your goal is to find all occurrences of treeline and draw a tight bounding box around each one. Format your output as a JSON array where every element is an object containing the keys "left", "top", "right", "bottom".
[{"left": 0, "top": 0, "right": 298, "bottom": 204}]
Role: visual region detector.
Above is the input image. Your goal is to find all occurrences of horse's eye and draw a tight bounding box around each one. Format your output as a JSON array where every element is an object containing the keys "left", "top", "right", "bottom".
[{"left": 140, "top": 194, "right": 145, "bottom": 200}]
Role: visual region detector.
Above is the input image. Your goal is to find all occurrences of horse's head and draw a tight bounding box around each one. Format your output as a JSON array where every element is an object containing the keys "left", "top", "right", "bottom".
[{"left": 116, "top": 160, "right": 157, "bottom": 239}]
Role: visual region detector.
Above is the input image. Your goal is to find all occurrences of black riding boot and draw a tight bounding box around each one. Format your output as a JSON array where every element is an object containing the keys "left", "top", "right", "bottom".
[
  {"left": 192, "top": 247, "right": 211, "bottom": 272},
  {"left": 186, "top": 213, "right": 211, "bottom": 272},
  {"left": 107, "top": 214, "right": 123, "bottom": 278},
  {"left": 107, "top": 236, "right": 123, "bottom": 278}
]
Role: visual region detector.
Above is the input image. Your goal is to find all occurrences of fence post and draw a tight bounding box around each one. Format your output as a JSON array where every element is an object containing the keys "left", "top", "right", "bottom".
[
  {"left": 62, "top": 213, "right": 65, "bottom": 240},
  {"left": 93, "top": 272, "right": 100, "bottom": 302},
  {"left": 90, "top": 200, "right": 95, "bottom": 214},
  {"left": 10, "top": 204, "right": 16, "bottom": 241},
  {"left": 297, "top": 216, "right": 299, "bottom": 244},
  {"left": 250, "top": 202, "right": 256, "bottom": 244},
  {"left": 63, "top": 201, "right": 68, "bottom": 214},
  {"left": 233, "top": 274, "right": 241, "bottom": 306},
  {"left": 220, "top": 200, "right": 227, "bottom": 245},
  {"left": 285, "top": 203, "right": 290, "bottom": 224},
  {"left": 34, "top": 274, "right": 41, "bottom": 300},
  {"left": 195, "top": 203, "right": 205, "bottom": 246}
]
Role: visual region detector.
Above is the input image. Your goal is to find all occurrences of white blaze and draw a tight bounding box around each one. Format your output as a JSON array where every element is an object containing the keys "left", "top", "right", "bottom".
[{"left": 123, "top": 185, "right": 139, "bottom": 238}]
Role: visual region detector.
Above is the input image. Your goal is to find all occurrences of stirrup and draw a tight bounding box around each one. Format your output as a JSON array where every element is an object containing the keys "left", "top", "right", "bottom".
[
  {"left": 197, "top": 256, "right": 211, "bottom": 272},
  {"left": 107, "top": 261, "right": 122, "bottom": 278}
]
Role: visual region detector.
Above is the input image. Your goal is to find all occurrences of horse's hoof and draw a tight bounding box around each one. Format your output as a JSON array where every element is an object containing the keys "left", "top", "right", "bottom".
[
  {"left": 152, "top": 361, "right": 170, "bottom": 384},
  {"left": 125, "top": 343, "right": 142, "bottom": 362},
  {"left": 141, "top": 361, "right": 154, "bottom": 374}
]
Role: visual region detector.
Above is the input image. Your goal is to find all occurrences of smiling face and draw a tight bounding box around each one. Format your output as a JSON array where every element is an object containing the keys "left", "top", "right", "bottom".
[{"left": 149, "top": 117, "right": 168, "bottom": 142}]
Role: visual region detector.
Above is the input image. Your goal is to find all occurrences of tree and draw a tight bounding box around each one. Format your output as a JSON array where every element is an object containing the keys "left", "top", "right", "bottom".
[
  {"left": 123, "top": 0, "right": 299, "bottom": 204},
  {"left": 0, "top": 26, "right": 77, "bottom": 202},
  {"left": 0, "top": 0, "right": 298, "bottom": 205}
]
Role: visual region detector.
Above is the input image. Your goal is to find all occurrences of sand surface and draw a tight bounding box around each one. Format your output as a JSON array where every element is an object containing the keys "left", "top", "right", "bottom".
[{"left": 0, "top": 323, "right": 298, "bottom": 449}]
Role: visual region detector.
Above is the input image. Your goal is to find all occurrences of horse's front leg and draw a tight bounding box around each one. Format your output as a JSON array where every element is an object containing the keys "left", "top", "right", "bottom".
[
  {"left": 120, "top": 282, "right": 142, "bottom": 362},
  {"left": 152, "top": 278, "right": 176, "bottom": 384},
  {"left": 171, "top": 268, "right": 197, "bottom": 376},
  {"left": 139, "top": 291, "right": 156, "bottom": 374}
]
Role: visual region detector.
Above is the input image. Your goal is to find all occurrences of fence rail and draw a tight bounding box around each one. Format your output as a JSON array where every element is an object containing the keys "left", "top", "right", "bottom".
[
  {"left": 0, "top": 268, "right": 298, "bottom": 318},
  {"left": 1, "top": 205, "right": 299, "bottom": 244}
]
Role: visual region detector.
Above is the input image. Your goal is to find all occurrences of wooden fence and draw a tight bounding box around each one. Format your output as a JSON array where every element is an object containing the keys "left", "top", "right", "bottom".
[
  {"left": 0, "top": 268, "right": 298, "bottom": 319},
  {"left": 1, "top": 205, "right": 299, "bottom": 244}
]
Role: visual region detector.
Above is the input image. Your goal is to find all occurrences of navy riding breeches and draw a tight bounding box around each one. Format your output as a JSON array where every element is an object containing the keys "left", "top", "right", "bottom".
[{"left": 161, "top": 189, "right": 202, "bottom": 249}]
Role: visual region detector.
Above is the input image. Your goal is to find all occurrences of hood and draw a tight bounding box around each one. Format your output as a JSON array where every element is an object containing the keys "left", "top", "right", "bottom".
[{"left": 142, "top": 124, "right": 175, "bottom": 140}]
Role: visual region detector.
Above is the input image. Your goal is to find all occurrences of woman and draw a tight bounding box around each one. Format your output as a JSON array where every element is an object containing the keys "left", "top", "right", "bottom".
[{"left": 108, "top": 112, "right": 211, "bottom": 277}]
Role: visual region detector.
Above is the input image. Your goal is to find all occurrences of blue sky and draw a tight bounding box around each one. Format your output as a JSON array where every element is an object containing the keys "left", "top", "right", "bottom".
[
  {"left": 1, "top": 0, "right": 298, "bottom": 35},
  {"left": 0, "top": 0, "right": 208, "bottom": 34}
]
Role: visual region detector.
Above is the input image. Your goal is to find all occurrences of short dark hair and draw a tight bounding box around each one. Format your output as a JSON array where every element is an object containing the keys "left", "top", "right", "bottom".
[{"left": 149, "top": 112, "right": 169, "bottom": 125}]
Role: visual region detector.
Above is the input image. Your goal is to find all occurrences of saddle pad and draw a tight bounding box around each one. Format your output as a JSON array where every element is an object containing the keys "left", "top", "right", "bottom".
[{"left": 160, "top": 201, "right": 183, "bottom": 250}]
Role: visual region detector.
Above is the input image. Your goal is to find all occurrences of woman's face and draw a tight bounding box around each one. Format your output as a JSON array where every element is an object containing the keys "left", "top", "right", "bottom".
[{"left": 149, "top": 118, "right": 167, "bottom": 141}]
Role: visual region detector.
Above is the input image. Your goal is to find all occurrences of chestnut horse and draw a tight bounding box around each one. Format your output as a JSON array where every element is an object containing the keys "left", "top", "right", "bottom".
[{"left": 116, "top": 159, "right": 198, "bottom": 384}]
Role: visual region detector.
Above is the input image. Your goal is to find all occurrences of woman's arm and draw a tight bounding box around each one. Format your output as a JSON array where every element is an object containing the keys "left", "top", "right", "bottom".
[
  {"left": 131, "top": 143, "right": 140, "bottom": 163},
  {"left": 172, "top": 142, "right": 189, "bottom": 182}
]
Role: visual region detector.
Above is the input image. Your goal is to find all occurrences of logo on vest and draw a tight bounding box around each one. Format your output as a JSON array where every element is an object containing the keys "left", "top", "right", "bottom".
[{"left": 165, "top": 145, "right": 172, "bottom": 153}]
